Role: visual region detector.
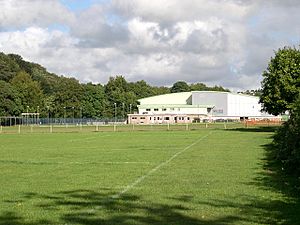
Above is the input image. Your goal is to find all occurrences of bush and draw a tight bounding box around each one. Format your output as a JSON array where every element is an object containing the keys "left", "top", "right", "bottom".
[{"left": 273, "top": 95, "right": 300, "bottom": 176}]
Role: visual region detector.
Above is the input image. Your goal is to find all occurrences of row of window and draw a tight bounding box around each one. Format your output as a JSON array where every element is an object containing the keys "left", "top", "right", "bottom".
[
  {"left": 131, "top": 116, "right": 190, "bottom": 121},
  {"left": 145, "top": 108, "right": 180, "bottom": 112}
]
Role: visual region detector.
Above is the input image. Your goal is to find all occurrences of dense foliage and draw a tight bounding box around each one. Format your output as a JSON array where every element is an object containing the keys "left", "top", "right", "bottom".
[
  {"left": 0, "top": 52, "right": 230, "bottom": 119},
  {"left": 260, "top": 47, "right": 300, "bottom": 115},
  {"left": 261, "top": 46, "right": 300, "bottom": 179},
  {"left": 273, "top": 95, "right": 300, "bottom": 176}
]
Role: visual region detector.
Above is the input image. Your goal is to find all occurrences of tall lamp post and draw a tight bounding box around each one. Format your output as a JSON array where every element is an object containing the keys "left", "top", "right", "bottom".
[
  {"left": 37, "top": 106, "right": 39, "bottom": 125},
  {"left": 47, "top": 106, "right": 50, "bottom": 125},
  {"left": 122, "top": 103, "right": 125, "bottom": 120},
  {"left": 27, "top": 105, "right": 29, "bottom": 126},
  {"left": 114, "top": 103, "right": 117, "bottom": 123},
  {"left": 72, "top": 107, "right": 75, "bottom": 125},
  {"left": 80, "top": 107, "right": 82, "bottom": 125},
  {"left": 64, "top": 107, "right": 66, "bottom": 125}
]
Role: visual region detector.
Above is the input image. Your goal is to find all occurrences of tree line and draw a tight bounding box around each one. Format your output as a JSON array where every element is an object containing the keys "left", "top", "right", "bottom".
[
  {"left": 0, "top": 52, "right": 229, "bottom": 119},
  {"left": 259, "top": 46, "right": 300, "bottom": 179}
]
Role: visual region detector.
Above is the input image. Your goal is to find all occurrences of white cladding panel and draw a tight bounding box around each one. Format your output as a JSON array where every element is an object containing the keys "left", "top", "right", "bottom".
[
  {"left": 227, "top": 94, "right": 261, "bottom": 116},
  {"left": 192, "top": 92, "right": 228, "bottom": 116},
  {"left": 138, "top": 91, "right": 264, "bottom": 117}
]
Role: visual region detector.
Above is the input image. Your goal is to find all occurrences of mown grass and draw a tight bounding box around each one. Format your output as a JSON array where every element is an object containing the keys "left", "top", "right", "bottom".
[{"left": 0, "top": 128, "right": 299, "bottom": 224}]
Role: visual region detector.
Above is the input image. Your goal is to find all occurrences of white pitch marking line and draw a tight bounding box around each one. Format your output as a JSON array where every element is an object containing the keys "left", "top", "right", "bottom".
[{"left": 111, "top": 131, "right": 213, "bottom": 199}]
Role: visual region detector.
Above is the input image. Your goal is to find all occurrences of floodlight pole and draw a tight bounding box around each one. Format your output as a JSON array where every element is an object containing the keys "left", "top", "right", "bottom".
[
  {"left": 64, "top": 107, "right": 66, "bottom": 125},
  {"left": 26, "top": 106, "right": 29, "bottom": 126},
  {"left": 80, "top": 107, "right": 82, "bottom": 125},
  {"left": 37, "top": 106, "right": 39, "bottom": 125},
  {"left": 72, "top": 107, "right": 75, "bottom": 125},
  {"left": 114, "top": 103, "right": 117, "bottom": 124},
  {"left": 122, "top": 103, "right": 125, "bottom": 120},
  {"left": 47, "top": 106, "right": 50, "bottom": 125}
]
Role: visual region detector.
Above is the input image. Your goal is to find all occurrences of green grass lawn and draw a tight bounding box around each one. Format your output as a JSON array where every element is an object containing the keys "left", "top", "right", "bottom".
[{"left": 0, "top": 129, "right": 299, "bottom": 224}]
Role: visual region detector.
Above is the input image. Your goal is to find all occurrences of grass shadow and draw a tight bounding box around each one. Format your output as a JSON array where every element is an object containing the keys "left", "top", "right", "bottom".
[
  {"left": 2, "top": 128, "right": 300, "bottom": 225},
  {"left": 246, "top": 142, "right": 300, "bottom": 224},
  {"left": 229, "top": 126, "right": 279, "bottom": 133},
  {"left": 1, "top": 189, "right": 248, "bottom": 225}
]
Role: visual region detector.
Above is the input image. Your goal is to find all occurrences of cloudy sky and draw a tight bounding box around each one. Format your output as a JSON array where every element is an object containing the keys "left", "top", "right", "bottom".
[{"left": 0, "top": 0, "right": 299, "bottom": 91}]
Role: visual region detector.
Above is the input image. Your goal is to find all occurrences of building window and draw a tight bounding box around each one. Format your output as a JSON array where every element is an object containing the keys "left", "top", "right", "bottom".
[
  {"left": 132, "top": 117, "right": 137, "bottom": 120},
  {"left": 150, "top": 117, "right": 152, "bottom": 120},
  {"left": 142, "top": 112, "right": 148, "bottom": 114},
  {"left": 187, "top": 117, "right": 190, "bottom": 120},
  {"left": 140, "top": 117, "right": 146, "bottom": 120},
  {"left": 164, "top": 117, "right": 170, "bottom": 120},
  {"left": 154, "top": 108, "right": 159, "bottom": 111},
  {"left": 162, "top": 108, "right": 167, "bottom": 111},
  {"left": 146, "top": 108, "right": 151, "bottom": 111},
  {"left": 170, "top": 108, "right": 175, "bottom": 111},
  {"left": 154, "top": 117, "right": 156, "bottom": 120}
]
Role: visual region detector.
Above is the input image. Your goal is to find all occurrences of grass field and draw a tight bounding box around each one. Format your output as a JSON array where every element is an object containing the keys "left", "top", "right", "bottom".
[
  {"left": 0, "top": 122, "right": 252, "bottom": 134},
  {"left": 0, "top": 128, "right": 299, "bottom": 224}
]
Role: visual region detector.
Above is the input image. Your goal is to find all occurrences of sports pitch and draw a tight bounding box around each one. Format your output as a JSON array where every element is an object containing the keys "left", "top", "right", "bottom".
[{"left": 0, "top": 128, "right": 299, "bottom": 224}]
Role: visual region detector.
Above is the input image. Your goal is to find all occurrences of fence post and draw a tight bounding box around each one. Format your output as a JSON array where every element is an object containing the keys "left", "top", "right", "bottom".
[
  {"left": 18, "top": 125, "right": 21, "bottom": 134},
  {"left": 113, "top": 124, "right": 116, "bottom": 132},
  {"left": 186, "top": 123, "right": 189, "bottom": 131},
  {"left": 50, "top": 125, "right": 53, "bottom": 133}
]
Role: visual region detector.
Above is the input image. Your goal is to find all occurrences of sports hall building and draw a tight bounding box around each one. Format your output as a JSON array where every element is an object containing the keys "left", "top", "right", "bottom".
[{"left": 128, "top": 91, "right": 280, "bottom": 124}]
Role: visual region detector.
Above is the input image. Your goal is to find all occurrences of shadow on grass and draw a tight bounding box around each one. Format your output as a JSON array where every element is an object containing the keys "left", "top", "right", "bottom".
[
  {"left": 1, "top": 129, "right": 299, "bottom": 225},
  {"left": 229, "top": 126, "right": 279, "bottom": 133},
  {"left": 1, "top": 189, "right": 244, "bottom": 225},
  {"left": 245, "top": 142, "right": 300, "bottom": 225},
  {"left": 2, "top": 183, "right": 299, "bottom": 225}
]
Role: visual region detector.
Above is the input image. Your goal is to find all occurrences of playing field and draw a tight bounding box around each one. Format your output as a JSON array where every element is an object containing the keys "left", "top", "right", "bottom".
[{"left": 0, "top": 129, "right": 298, "bottom": 224}]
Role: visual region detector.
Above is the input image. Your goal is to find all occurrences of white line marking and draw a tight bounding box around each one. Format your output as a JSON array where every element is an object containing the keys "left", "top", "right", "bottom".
[{"left": 111, "top": 132, "right": 213, "bottom": 199}]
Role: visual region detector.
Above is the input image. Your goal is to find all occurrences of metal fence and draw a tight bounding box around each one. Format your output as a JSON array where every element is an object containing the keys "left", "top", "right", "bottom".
[{"left": 0, "top": 117, "right": 127, "bottom": 126}]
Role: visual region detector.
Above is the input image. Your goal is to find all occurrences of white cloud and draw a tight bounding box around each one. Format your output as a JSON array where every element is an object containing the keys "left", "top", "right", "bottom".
[
  {"left": 112, "top": 0, "right": 252, "bottom": 23},
  {"left": 0, "top": 0, "right": 299, "bottom": 91},
  {"left": 0, "top": 0, "right": 74, "bottom": 29}
]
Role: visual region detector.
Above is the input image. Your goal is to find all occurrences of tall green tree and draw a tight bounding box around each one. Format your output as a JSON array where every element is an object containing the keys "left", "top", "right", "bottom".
[
  {"left": 260, "top": 47, "right": 300, "bottom": 115},
  {"left": 0, "top": 52, "right": 20, "bottom": 81},
  {"left": 104, "top": 76, "right": 137, "bottom": 118},
  {"left": 273, "top": 94, "right": 300, "bottom": 176},
  {"left": 0, "top": 80, "right": 22, "bottom": 116},
  {"left": 170, "top": 81, "right": 191, "bottom": 93},
  {"left": 11, "top": 71, "right": 44, "bottom": 113},
  {"left": 128, "top": 80, "right": 156, "bottom": 99},
  {"left": 82, "top": 83, "right": 106, "bottom": 118},
  {"left": 51, "top": 77, "right": 84, "bottom": 118}
]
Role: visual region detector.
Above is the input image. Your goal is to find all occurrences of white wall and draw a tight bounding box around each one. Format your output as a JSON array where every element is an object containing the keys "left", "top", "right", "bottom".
[
  {"left": 227, "top": 94, "right": 261, "bottom": 116},
  {"left": 139, "top": 106, "right": 207, "bottom": 115},
  {"left": 192, "top": 92, "right": 228, "bottom": 116}
]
